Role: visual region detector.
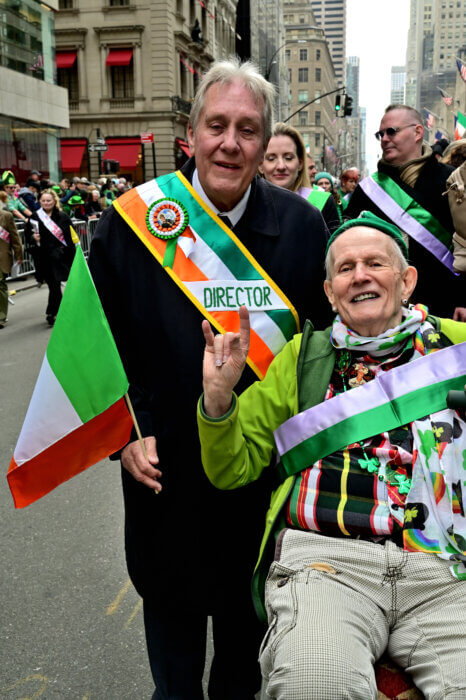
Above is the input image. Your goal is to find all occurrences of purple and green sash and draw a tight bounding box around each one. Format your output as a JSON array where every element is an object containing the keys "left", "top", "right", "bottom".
[
  {"left": 359, "top": 172, "right": 455, "bottom": 273},
  {"left": 0, "top": 224, "right": 10, "bottom": 244},
  {"left": 274, "top": 342, "right": 466, "bottom": 481}
]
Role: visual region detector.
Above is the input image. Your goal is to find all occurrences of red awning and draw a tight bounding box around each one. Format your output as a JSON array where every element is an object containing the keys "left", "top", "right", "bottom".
[
  {"left": 105, "top": 138, "right": 141, "bottom": 169},
  {"left": 56, "top": 51, "right": 77, "bottom": 69},
  {"left": 106, "top": 49, "right": 133, "bottom": 67},
  {"left": 175, "top": 138, "right": 191, "bottom": 158},
  {"left": 60, "top": 138, "right": 87, "bottom": 173}
]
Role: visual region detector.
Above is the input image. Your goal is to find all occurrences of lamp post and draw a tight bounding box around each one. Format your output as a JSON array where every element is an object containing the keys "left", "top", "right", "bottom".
[{"left": 265, "top": 40, "right": 306, "bottom": 81}]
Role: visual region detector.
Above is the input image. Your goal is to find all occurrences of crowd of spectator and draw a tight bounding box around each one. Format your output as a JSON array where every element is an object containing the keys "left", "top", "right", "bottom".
[{"left": 0, "top": 170, "right": 132, "bottom": 224}]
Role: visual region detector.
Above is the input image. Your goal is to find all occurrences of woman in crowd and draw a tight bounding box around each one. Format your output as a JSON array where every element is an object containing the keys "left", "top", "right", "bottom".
[
  {"left": 26, "top": 189, "right": 75, "bottom": 326},
  {"left": 85, "top": 188, "right": 103, "bottom": 218},
  {"left": 260, "top": 123, "right": 341, "bottom": 233},
  {"left": 198, "top": 212, "right": 466, "bottom": 699},
  {"left": 315, "top": 171, "right": 343, "bottom": 223}
]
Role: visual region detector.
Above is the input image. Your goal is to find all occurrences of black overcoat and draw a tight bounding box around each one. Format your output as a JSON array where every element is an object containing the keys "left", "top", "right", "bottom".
[{"left": 88, "top": 159, "right": 332, "bottom": 610}]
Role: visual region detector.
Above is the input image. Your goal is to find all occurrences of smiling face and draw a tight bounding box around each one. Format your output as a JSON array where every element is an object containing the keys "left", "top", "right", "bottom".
[
  {"left": 40, "top": 192, "right": 55, "bottom": 213},
  {"left": 187, "top": 80, "right": 265, "bottom": 212},
  {"left": 379, "top": 108, "right": 423, "bottom": 165},
  {"left": 260, "top": 134, "right": 303, "bottom": 191},
  {"left": 324, "top": 227, "right": 417, "bottom": 337}
]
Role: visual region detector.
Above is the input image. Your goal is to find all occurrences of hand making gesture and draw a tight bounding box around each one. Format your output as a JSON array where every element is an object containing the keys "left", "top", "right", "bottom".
[{"left": 202, "top": 305, "right": 250, "bottom": 417}]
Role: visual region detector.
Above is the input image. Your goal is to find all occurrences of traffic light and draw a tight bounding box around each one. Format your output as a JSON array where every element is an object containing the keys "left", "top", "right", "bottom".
[
  {"left": 335, "top": 94, "right": 342, "bottom": 114},
  {"left": 343, "top": 95, "right": 353, "bottom": 117}
]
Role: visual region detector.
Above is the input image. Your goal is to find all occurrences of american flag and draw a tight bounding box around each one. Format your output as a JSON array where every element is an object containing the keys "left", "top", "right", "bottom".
[
  {"left": 456, "top": 59, "right": 466, "bottom": 83},
  {"left": 424, "top": 109, "right": 434, "bottom": 129},
  {"left": 438, "top": 88, "right": 453, "bottom": 106}
]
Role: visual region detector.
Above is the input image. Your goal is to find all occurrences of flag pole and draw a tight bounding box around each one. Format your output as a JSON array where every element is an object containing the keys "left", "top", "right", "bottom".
[{"left": 124, "top": 392, "right": 159, "bottom": 495}]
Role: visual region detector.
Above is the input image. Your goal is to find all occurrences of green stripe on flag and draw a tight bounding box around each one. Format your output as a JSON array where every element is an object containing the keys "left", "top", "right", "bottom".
[
  {"left": 157, "top": 172, "right": 298, "bottom": 340},
  {"left": 278, "top": 374, "right": 466, "bottom": 481},
  {"left": 46, "top": 246, "right": 129, "bottom": 423},
  {"left": 372, "top": 172, "right": 452, "bottom": 248}
]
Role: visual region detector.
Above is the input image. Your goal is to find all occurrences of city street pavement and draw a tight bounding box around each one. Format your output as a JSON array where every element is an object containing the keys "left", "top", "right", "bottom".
[{"left": 0, "top": 282, "right": 213, "bottom": 699}]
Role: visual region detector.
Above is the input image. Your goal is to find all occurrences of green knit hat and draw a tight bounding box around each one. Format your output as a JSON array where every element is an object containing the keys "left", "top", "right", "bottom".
[
  {"left": 314, "top": 171, "right": 334, "bottom": 185},
  {"left": 325, "top": 211, "right": 409, "bottom": 260},
  {"left": 2, "top": 170, "right": 16, "bottom": 186}
]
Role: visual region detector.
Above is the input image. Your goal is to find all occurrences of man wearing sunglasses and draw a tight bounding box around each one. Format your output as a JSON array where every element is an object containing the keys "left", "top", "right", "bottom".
[{"left": 346, "top": 104, "right": 466, "bottom": 322}]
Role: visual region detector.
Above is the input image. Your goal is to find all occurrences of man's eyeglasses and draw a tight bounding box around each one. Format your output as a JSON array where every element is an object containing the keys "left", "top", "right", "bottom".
[{"left": 374, "top": 123, "right": 418, "bottom": 141}]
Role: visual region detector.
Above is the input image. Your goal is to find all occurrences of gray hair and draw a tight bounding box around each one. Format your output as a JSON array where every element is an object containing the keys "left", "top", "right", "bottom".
[
  {"left": 189, "top": 57, "right": 275, "bottom": 145},
  {"left": 384, "top": 104, "right": 423, "bottom": 125},
  {"left": 325, "top": 231, "right": 409, "bottom": 280}
]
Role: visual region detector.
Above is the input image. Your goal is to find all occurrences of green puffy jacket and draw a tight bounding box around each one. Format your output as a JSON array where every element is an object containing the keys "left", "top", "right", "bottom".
[{"left": 198, "top": 316, "right": 466, "bottom": 621}]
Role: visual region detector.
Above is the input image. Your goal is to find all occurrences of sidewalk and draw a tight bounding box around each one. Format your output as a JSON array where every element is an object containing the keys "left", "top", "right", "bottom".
[{"left": 7, "top": 275, "right": 40, "bottom": 296}]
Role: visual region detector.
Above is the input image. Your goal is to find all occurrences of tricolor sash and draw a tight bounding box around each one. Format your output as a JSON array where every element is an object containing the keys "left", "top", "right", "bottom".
[
  {"left": 359, "top": 172, "right": 455, "bottom": 273},
  {"left": 0, "top": 224, "right": 10, "bottom": 244},
  {"left": 114, "top": 171, "right": 300, "bottom": 379},
  {"left": 274, "top": 342, "right": 466, "bottom": 481},
  {"left": 36, "top": 208, "right": 67, "bottom": 246}
]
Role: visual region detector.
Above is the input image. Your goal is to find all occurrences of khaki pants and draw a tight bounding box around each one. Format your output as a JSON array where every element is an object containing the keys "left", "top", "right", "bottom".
[{"left": 260, "top": 529, "right": 466, "bottom": 700}]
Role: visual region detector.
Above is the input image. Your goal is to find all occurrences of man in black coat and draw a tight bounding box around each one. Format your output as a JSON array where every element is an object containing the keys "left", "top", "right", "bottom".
[
  {"left": 89, "top": 58, "right": 331, "bottom": 700},
  {"left": 346, "top": 104, "right": 466, "bottom": 321}
]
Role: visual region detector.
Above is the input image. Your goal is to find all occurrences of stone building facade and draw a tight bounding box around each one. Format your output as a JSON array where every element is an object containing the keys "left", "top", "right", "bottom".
[
  {"left": 283, "top": 0, "right": 339, "bottom": 170},
  {"left": 55, "top": 0, "right": 237, "bottom": 182}
]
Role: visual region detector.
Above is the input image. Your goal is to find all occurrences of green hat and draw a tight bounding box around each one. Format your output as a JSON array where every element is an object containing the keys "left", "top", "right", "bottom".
[
  {"left": 325, "top": 211, "right": 409, "bottom": 260},
  {"left": 51, "top": 185, "right": 61, "bottom": 195},
  {"left": 69, "top": 194, "right": 84, "bottom": 206},
  {"left": 2, "top": 170, "right": 16, "bottom": 186},
  {"left": 315, "top": 171, "right": 334, "bottom": 185}
]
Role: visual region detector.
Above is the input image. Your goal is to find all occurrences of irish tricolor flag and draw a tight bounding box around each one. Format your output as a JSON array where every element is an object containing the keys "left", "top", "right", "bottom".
[
  {"left": 8, "top": 245, "right": 133, "bottom": 508},
  {"left": 455, "top": 111, "right": 466, "bottom": 140}
]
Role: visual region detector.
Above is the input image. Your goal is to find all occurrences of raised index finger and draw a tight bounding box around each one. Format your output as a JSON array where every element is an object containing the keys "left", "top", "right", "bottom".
[{"left": 238, "top": 305, "right": 250, "bottom": 352}]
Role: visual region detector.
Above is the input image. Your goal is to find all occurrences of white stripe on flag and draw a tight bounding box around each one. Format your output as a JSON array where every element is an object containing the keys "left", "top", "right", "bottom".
[{"left": 14, "top": 355, "right": 82, "bottom": 465}]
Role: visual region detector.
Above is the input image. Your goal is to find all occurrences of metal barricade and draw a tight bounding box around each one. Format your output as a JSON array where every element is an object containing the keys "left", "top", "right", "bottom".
[
  {"left": 7, "top": 222, "right": 36, "bottom": 281},
  {"left": 7, "top": 216, "right": 101, "bottom": 281},
  {"left": 71, "top": 218, "right": 89, "bottom": 257}
]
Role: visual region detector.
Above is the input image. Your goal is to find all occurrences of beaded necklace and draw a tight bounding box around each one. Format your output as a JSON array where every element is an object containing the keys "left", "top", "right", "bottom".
[{"left": 335, "top": 349, "right": 412, "bottom": 496}]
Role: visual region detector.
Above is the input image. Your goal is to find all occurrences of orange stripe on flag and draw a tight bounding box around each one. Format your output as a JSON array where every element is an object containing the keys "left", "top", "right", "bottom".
[
  {"left": 211, "top": 310, "right": 273, "bottom": 378},
  {"left": 8, "top": 398, "right": 132, "bottom": 509}
]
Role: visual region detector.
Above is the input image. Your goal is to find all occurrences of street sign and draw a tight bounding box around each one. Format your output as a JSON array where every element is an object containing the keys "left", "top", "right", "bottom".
[
  {"left": 141, "top": 132, "right": 154, "bottom": 144},
  {"left": 88, "top": 144, "right": 108, "bottom": 152},
  {"left": 96, "top": 137, "right": 106, "bottom": 145}
]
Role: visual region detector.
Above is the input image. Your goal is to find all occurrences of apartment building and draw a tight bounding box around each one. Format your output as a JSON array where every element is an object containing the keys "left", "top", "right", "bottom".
[
  {"left": 309, "top": 0, "right": 346, "bottom": 85},
  {"left": 55, "top": 0, "right": 237, "bottom": 181}
]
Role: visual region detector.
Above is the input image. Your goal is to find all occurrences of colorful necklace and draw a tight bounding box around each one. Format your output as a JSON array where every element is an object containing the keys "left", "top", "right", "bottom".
[{"left": 335, "top": 350, "right": 412, "bottom": 496}]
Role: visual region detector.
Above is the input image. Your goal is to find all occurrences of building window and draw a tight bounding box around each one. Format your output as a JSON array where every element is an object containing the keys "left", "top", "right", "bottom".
[
  {"left": 58, "top": 0, "right": 74, "bottom": 7},
  {"left": 288, "top": 68, "right": 292, "bottom": 82},
  {"left": 315, "top": 110, "right": 321, "bottom": 125},
  {"left": 298, "top": 68, "right": 308, "bottom": 82},
  {"left": 315, "top": 67, "right": 321, "bottom": 81},
  {"left": 109, "top": 0, "right": 130, "bottom": 5},
  {"left": 299, "top": 111, "right": 308, "bottom": 125},
  {"left": 285, "top": 49, "right": 291, "bottom": 60},
  {"left": 298, "top": 90, "right": 308, "bottom": 103},
  {"left": 57, "top": 64, "right": 79, "bottom": 102},
  {"left": 316, "top": 49, "right": 321, "bottom": 60},
  {"left": 111, "top": 64, "right": 134, "bottom": 98},
  {"left": 299, "top": 48, "right": 308, "bottom": 61},
  {"left": 315, "top": 133, "right": 320, "bottom": 147},
  {"left": 314, "top": 90, "right": 321, "bottom": 103}
]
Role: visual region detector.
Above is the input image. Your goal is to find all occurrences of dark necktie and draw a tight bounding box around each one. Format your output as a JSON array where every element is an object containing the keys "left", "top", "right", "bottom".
[{"left": 218, "top": 214, "right": 232, "bottom": 229}]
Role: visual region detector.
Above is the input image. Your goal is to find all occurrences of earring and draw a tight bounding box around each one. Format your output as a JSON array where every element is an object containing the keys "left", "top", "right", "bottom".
[
  {"left": 402, "top": 298, "right": 409, "bottom": 307},
  {"left": 332, "top": 305, "right": 337, "bottom": 312}
]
